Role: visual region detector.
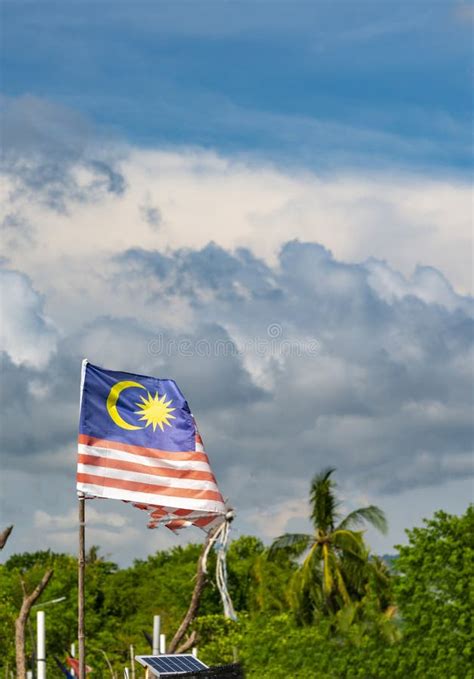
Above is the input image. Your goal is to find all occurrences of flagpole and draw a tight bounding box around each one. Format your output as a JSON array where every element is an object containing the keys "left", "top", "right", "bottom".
[{"left": 78, "top": 494, "right": 86, "bottom": 679}]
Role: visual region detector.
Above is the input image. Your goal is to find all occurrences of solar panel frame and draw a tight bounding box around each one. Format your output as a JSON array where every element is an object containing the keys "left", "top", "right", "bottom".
[{"left": 136, "top": 654, "right": 209, "bottom": 676}]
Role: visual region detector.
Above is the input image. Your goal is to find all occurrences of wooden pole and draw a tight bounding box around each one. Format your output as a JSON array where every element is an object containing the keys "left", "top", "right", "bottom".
[{"left": 78, "top": 496, "right": 86, "bottom": 679}]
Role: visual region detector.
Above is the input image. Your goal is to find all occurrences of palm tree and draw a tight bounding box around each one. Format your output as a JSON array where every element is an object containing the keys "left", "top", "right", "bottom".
[{"left": 270, "top": 468, "right": 387, "bottom": 617}]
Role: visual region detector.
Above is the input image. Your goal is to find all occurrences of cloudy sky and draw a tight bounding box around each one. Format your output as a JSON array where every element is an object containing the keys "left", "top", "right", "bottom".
[{"left": 1, "top": 1, "right": 473, "bottom": 565}]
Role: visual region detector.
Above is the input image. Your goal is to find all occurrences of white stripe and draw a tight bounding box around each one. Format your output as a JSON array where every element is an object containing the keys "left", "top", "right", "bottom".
[
  {"left": 79, "top": 444, "right": 212, "bottom": 472},
  {"left": 151, "top": 514, "right": 224, "bottom": 530},
  {"left": 76, "top": 482, "right": 226, "bottom": 513},
  {"left": 138, "top": 506, "right": 219, "bottom": 520},
  {"left": 195, "top": 441, "right": 204, "bottom": 452},
  {"left": 77, "top": 464, "right": 220, "bottom": 491}
]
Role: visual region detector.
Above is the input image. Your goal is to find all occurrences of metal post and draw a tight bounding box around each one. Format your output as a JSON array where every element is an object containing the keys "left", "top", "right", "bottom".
[
  {"left": 78, "top": 496, "right": 86, "bottom": 679},
  {"left": 152, "top": 616, "right": 160, "bottom": 655},
  {"left": 70, "top": 644, "right": 76, "bottom": 677},
  {"left": 129, "top": 645, "right": 135, "bottom": 679},
  {"left": 37, "top": 611, "right": 45, "bottom": 679},
  {"left": 159, "top": 634, "right": 166, "bottom": 655}
]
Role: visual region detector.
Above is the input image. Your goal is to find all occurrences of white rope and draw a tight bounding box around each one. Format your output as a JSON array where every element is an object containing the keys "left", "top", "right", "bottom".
[{"left": 202, "top": 509, "right": 237, "bottom": 621}]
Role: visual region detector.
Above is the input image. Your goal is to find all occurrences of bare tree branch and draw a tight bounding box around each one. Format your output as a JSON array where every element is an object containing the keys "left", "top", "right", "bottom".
[
  {"left": 175, "top": 630, "right": 198, "bottom": 654},
  {"left": 0, "top": 525, "right": 13, "bottom": 550},
  {"left": 15, "top": 569, "right": 54, "bottom": 679},
  {"left": 167, "top": 526, "right": 219, "bottom": 653},
  {"left": 101, "top": 649, "right": 117, "bottom": 679}
]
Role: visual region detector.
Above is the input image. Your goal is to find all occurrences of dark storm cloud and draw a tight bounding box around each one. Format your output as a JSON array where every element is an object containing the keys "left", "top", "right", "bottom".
[
  {"left": 113, "top": 241, "right": 474, "bottom": 498},
  {"left": 1, "top": 241, "right": 472, "bottom": 507},
  {"left": 88, "top": 160, "right": 127, "bottom": 197},
  {"left": 139, "top": 201, "right": 162, "bottom": 230},
  {"left": 0, "top": 352, "right": 77, "bottom": 465},
  {"left": 1, "top": 212, "right": 34, "bottom": 249},
  {"left": 67, "top": 314, "right": 265, "bottom": 412},
  {"left": 0, "top": 313, "right": 266, "bottom": 470},
  {"left": 115, "top": 243, "right": 282, "bottom": 304},
  {"left": 0, "top": 95, "right": 126, "bottom": 213}
]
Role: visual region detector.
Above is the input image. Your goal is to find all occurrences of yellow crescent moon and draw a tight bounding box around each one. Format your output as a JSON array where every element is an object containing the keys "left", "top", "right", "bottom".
[{"left": 106, "top": 380, "right": 146, "bottom": 430}]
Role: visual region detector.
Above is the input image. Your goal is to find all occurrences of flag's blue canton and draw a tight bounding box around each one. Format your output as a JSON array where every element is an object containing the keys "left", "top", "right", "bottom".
[{"left": 79, "top": 363, "right": 196, "bottom": 452}]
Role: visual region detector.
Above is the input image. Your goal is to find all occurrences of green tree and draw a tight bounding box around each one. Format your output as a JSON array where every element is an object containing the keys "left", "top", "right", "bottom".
[
  {"left": 1, "top": 507, "right": 471, "bottom": 678},
  {"left": 218, "top": 536, "right": 295, "bottom": 616},
  {"left": 270, "top": 468, "right": 387, "bottom": 619},
  {"left": 226, "top": 536, "right": 265, "bottom": 612},
  {"left": 393, "top": 505, "right": 474, "bottom": 678}
]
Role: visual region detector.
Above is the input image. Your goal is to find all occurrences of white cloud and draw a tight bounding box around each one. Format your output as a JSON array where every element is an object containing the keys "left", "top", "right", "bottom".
[
  {"left": 33, "top": 506, "right": 144, "bottom": 555},
  {"left": 1, "top": 133, "right": 472, "bottom": 564},
  {"left": 35, "top": 506, "right": 130, "bottom": 531},
  {"left": 0, "top": 267, "right": 58, "bottom": 368},
  {"left": 366, "top": 260, "right": 472, "bottom": 312},
  {"left": 251, "top": 496, "right": 309, "bottom": 539},
  {"left": 3, "top": 147, "right": 472, "bottom": 300}
]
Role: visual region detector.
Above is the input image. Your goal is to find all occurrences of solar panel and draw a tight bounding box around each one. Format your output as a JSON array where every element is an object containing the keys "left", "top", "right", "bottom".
[{"left": 136, "top": 654, "right": 208, "bottom": 676}]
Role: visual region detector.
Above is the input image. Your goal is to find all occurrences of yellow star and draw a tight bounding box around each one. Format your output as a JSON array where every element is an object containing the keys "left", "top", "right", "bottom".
[{"left": 134, "top": 391, "right": 176, "bottom": 432}]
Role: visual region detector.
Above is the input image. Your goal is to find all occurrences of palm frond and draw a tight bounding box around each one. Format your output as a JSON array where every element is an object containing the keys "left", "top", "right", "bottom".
[
  {"left": 334, "top": 602, "right": 358, "bottom": 634},
  {"left": 336, "top": 505, "right": 388, "bottom": 535},
  {"left": 331, "top": 553, "right": 351, "bottom": 606},
  {"left": 290, "top": 568, "right": 323, "bottom": 624},
  {"left": 367, "top": 555, "right": 391, "bottom": 586},
  {"left": 322, "top": 543, "right": 334, "bottom": 595},
  {"left": 310, "top": 467, "right": 340, "bottom": 532},
  {"left": 268, "top": 533, "right": 313, "bottom": 559},
  {"left": 332, "top": 529, "right": 367, "bottom": 560},
  {"left": 339, "top": 555, "right": 369, "bottom": 597},
  {"left": 301, "top": 543, "right": 323, "bottom": 591}
]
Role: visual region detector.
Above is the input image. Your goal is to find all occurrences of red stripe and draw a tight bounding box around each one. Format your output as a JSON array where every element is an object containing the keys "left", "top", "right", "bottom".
[
  {"left": 193, "top": 515, "right": 219, "bottom": 528},
  {"left": 165, "top": 519, "right": 189, "bottom": 530},
  {"left": 77, "top": 473, "right": 224, "bottom": 501},
  {"left": 67, "top": 658, "right": 92, "bottom": 674},
  {"left": 78, "top": 434, "right": 208, "bottom": 462},
  {"left": 78, "top": 453, "right": 217, "bottom": 483},
  {"left": 173, "top": 508, "right": 195, "bottom": 516},
  {"left": 148, "top": 508, "right": 198, "bottom": 519}
]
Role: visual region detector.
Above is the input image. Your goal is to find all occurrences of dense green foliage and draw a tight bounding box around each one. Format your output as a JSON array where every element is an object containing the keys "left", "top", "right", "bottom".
[
  {"left": 393, "top": 506, "right": 474, "bottom": 678},
  {"left": 1, "top": 505, "right": 472, "bottom": 678}
]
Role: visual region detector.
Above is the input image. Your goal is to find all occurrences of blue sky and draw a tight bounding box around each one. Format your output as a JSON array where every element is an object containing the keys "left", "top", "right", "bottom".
[
  {"left": 2, "top": 1, "right": 473, "bottom": 170},
  {"left": 0, "top": 1, "right": 473, "bottom": 564}
]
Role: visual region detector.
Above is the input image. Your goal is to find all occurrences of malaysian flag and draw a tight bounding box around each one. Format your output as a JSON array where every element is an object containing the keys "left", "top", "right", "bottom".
[{"left": 77, "top": 361, "right": 226, "bottom": 531}]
